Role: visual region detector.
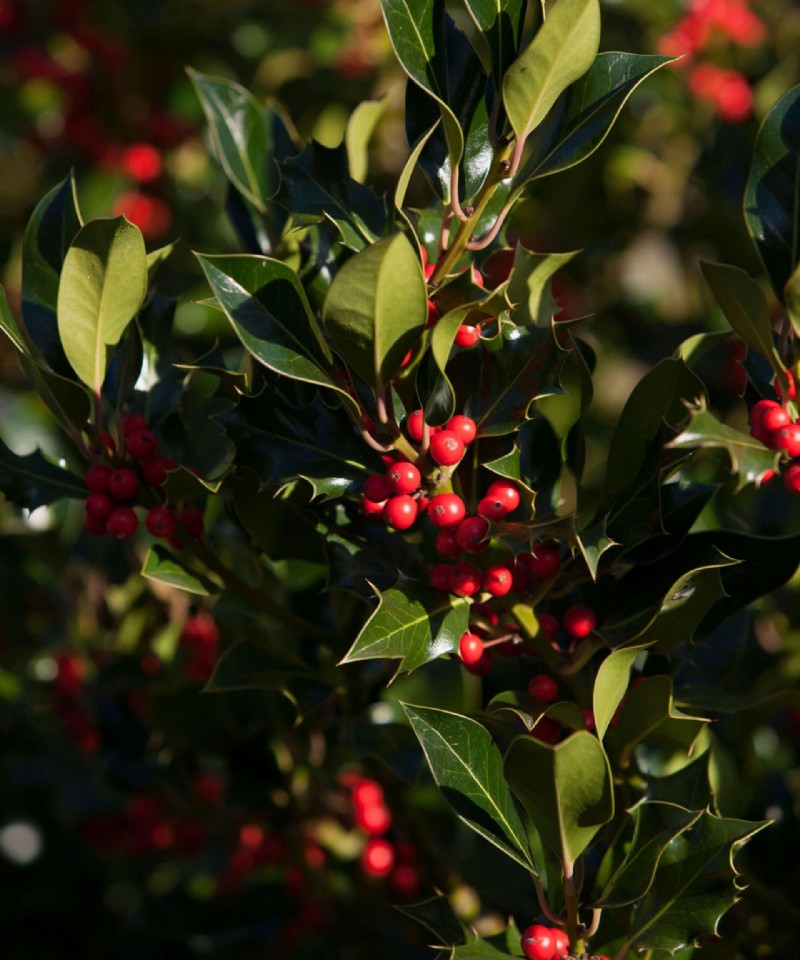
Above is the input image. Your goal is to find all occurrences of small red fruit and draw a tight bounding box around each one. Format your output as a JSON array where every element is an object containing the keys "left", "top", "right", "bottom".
[
  {"left": 361, "top": 837, "right": 395, "bottom": 877},
  {"left": 354, "top": 801, "right": 391, "bottom": 835},
  {"left": 563, "top": 604, "right": 597, "bottom": 639},
  {"left": 522, "top": 543, "right": 560, "bottom": 579},
  {"left": 181, "top": 612, "right": 219, "bottom": 649},
  {"left": 140, "top": 456, "right": 171, "bottom": 487},
  {"left": 486, "top": 478, "right": 520, "bottom": 512},
  {"left": 429, "top": 564, "right": 454, "bottom": 591},
  {"left": 482, "top": 565, "right": 513, "bottom": 597},
  {"left": 760, "top": 407, "right": 791, "bottom": 432},
  {"left": 107, "top": 468, "right": 139, "bottom": 501},
  {"left": 537, "top": 613, "right": 560, "bottom": 642},
  {"left": 126, "top": 430, "right": 158, "bottom": 462},
  {"left": 105, "top": 506, "right": 138, "bottom": 539},
  {"left": 521, "top": 924, "right": 556, "bottom": 960},
  {"left": 455, "top": 515, "right": 490, "bottom": 553},
  {"left": 405, "top": 409, "right": 425, "bottom": 442},
  {"left": 122, "top": 413, "right": 149, "bottom": 436},
  {"left": 528, "top": 674, "right": 558, "bottom": 703},
  {"left": 454, "top": 324, "right": 480, "bottom": 348},
  {"left": 445, "top": 415, "right": 477, "bottom": 445},
  {"left": 428, "top": 493, "right": 466, "bottom": 529},
  {"left": 750, "top": 399, "right": 781, "bottom": 426},
  {"left": 478, "top": 495, "right": 510, "bottom": 522},
  {"left": 178, "top": 505, "right": 205, "bottom": 538},
  {"left": 783, "top": 463, "right": 800, "bottom": 495},
  {"left": 386, "top": 460, "right": 421, "bottom": 495},
  {"left": 146, "top": 505, "right": 176, "bottom": 538},
  {"left": 776, "top": 424, "right": 800, "bottom": 458},
  {"left": 363, "top": 474, "right": 393, "bottom": 503},
  {"left": 84, "top": 463, "right": 112, "bottom": 493},
  {"left": 85, "top": 492, "right": 113, "bottom": 520},
  {"left": 464, "top": 648, "right": 493, "bottom": 676},
  {"left": 352, "top": 779, "right": 383, "bottom": 808},
  {"left": 362, "top": 497, "right": 387, "bottom": 520},
  {"left": 435, "top": 529, "right": 462, "bottom": 559},
  {"left": 450, "top": 562, "right": 482, "bottom": 597},
  {"left": 383, "top": 495, "right": 418, "bottom": 530},
  {"left": 551, "top": 928, "right": 570, "bottom": 958},
  {"left": 458, "top": 632, "right": 485, "bottom": 665},
  {"left": 429, "top": 430, "right": 466, "bottom": 466}
]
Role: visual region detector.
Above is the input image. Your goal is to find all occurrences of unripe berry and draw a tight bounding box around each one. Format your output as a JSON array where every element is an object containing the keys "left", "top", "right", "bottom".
[
  {"left": 84, "top": 463, "right": 112, "bottom": 493},
  {"left": 383, "top": 495, "right": 418, "bottom": 530},
  {"left": 405, "top": 409, "right": 425, "bottom": 442},
  {"left": 458, "top": 632, "right": 485, "bottom": 665},
  {"left": 363, "top": 474, "right": 393, "bottom": 503},
  {"left": 107, "top": 468, "right": 139, "bottom": 501},
  {"left": 528, "top": 673, "right": 558, "bottom": 702},
  {"left": 445, "top": 415, "right": 477, "bottom": 445},
  {"left": 450, "top": 562, "right": 482, "bottom": 597},
  {"left": 105, "top": 505, "right": 138, "bottom": 539},
  {"left": 521, "top": 924, "right": 556, "bottom": 960},
  {"left": 454, "top": 324, "right": 480, "bottom": 348},
  {"left": 85, "top": 492, "right": 113, "bottom": 520},
  {"left": 126, "top": 429, "right": 158, "bottom": 462},
  {"left": 482, "top": 565, "right": 513, "bottom": 597},
  {"left": 435, "top": 529, "right": 462, "bottom": 559},
  {"left": 429, "top": 430, "right": 465, "bottom": 466},
  {"left": 563, "top": 604, "right": 597, "bottom": 639},
  {"left": 361, "top": 837, "right": 395, "bottom": 877},
  {"left": 429, "top": 564, "right": 454, "bottom": 591},
  {"left": 428, "top": 493, "right": 466, "bottom": 528},
  {"left": 386, "top": 460, "right": 421, "bottom": 495},
  {"left": 486, "top": 478, "right": 520, "bottom": 512},
  {"left": 455, "top": 515, "right": 490, "bottom": 553},
  {"left": 146, "top": 505, "right": 176, "bottom": 538}
]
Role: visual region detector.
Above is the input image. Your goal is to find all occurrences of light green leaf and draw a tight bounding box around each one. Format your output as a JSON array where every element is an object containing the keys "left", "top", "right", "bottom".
[
  {"left": 346, "top": 96, "right": 387, "bottom": 183},
  {"left": 141, "top": 545, "right": 219, "bottom": 596},
  {"left": 593, "top": 642, "right": 654, "bottom": 741}
]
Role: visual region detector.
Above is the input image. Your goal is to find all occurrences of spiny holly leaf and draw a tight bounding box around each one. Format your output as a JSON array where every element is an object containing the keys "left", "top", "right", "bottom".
[
  {"left": 340, "top": 576, "right": 469, "bottom": 675},
  {"left": 625, "top": 811, "right": 769, "bottom": 954},
  {"left": 141, "top": 545, "right": 219, "bottom": 596},
  {"left": 673, "top": 685, "right": 800, "bottom": 716},
  {"left": 667, "top": 400, "right": 778, "bottom": 490},
  {"left": 489, "top": 692, "right": 585, "bottom": 734},
  {"left": 743, "top": 82, "right": 800, "bottom": 303},
  {"left": 485, "top": 417, "right": 561, "bottom": 509},
  {"left": 461, "top": 0, "right": 527, "bottom": 91},
  {"left": 274, "top": 140, "right": 387, "bottom": 251},
  {"left": 515, "top": 53, "right": 674, "bottom": 183},
  {"left": 593, "top": 642, "right": 655, "bottom": 741},
  {"left": 0, "top": 438, "right": 85, "bottom": 509},
  {"left": 21, "top": 171, "right": 82, "bottom": 373},
  {"left": 396, "top": 894, "right": 468, "bottom": 947},
  {"left": 502, "top": 0, "right": 600, "bottom": 148},
  {"left": 206, "top": 641, "right": 315, "bottom": 692},
  {"left": 574, "top": 518, "right": 618, "bottom": 580},
  {"left": 403, "top": 703, "right": 537, "bottom": 873},
  {"left": 505, "top": 247, "right": 578, "bottom": 328},
  {"left": 57, "top": 217, "right": 148, "bottom": 391},
  {"left": 593, "top": 802, "right": 702, "bottom": 909},
  {"left": 448, "top": 936, "right": 520, "bottom": 959},
  {"left": 419, "top": 305, "right": 478, "bottom": 424},
  {"left": 646, "top": 752, "right": 714, "bottom": 811},
  {"left": 323, "top": 232, "right": 427, "bottom": 392},
  {"left": 504, "top": 730, "right": 613, "bottom": 867}
]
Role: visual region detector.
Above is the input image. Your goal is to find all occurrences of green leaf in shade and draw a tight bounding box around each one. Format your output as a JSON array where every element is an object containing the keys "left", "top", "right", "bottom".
[
  {"left": 19, "top": 355, "right": 92, "bottom": 438},
  {"left": 141, "top": 545, "right": 219, "bottom": 596},
  {"left": 396, "top": 894, "right": 468, "bottom": 947},
  {"left": 323, "top": 232, "right": 427, "bottom": 392},
  {"left": 188, "top": 69, "right": 270, "bottom": 211},
  {"left": 0, "top": 438, "right": 85, "bottom": 509},
  {"left": 345, "top": 96, "right": 387, "bottom": 183},
  {"left": 699, "top": 260, "right": 785, "bottom": 378},
  {"left": 574, "top": 520, "right": 618, "bottom": 581},
  {"left": 484, "top": 416, "right": 562, "bottom": 503},
  {"left": 205, "top": 641, "right": 314, "bottom": 692},
  {"left": 515, "top": 53, "right": 674, "bottom": 184},
  {"left": 667, "top": 399, "right": 779, "bottom": 490},
  {"left": 611, "top": 676, "right": 708, "bottom": 769},
  {"left": 489, "top": 691, "right": 585, "bottom": 735},
  {"left": 502, "top": 0, "right": 600, "bottom": 147},
  {"left": 593, "top": 642, "right": 654, "bottom": 741},
  {"left": 505, "top": 246, "right": 578, "bottom": 327},
  {"left": 461, "top": 0, "right": 526, "bottom": 90},
  {"left": 625, "top": 811, "right": 769, "bottom": 954},
  {"left": 403, "top": 703, "right": 536, "bottom": 872},
  {"left": 646, "top": 752, "right": 714, "bottom": 811},
  {"left": 57, "top": 217, "right": 147, "bottom": 391},
  {"left": 21, "top": 171, "right": 82, "bottom": 371},
  {"left": 674, "top": 330, "right": 733, "bottom": 368},
  {"left": 0, "top": 284, "right": 26, "bottom": 354},
  {"left": 274, "top": 140, "right": 387, "bottom": 250},
  {"left": 673, "top": 685, "right": 800, "bottom": 716},
  {"left": 422, "top": 304, "right": 477, "bottom": 423},
  {"left": 449, "top": 936, "right": 520, "bottom": 959},
  {"left": 504, "top": 730, "right": 614, "bottom": 867},
  {"left": 340, "top": 577, "right": 469, "bottom": 675},
  {"left": 786, "top": 259, "right": 800, "bottom": 338},
  {"left": 395, "top": 123, "right": 440, "bottom": 216},
  {"left": 593, "top": 802, "right": 702, "bottom": 909},
  {"left": 743, "top": 83, "right": 800, "bottom": 301}
]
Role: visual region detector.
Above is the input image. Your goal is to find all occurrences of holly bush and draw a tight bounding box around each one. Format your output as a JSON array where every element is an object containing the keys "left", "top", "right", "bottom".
[{"left": 2, "top": 1, "right": 800, "bottom": 959}]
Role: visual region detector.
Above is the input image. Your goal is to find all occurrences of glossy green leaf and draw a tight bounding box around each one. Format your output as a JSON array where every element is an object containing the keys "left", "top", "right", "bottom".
[
  {"left": 449, "top": 936, "right": 520, "bottom": 959},
  {"left": 403, "top": 703, "right": 536, "bottom": 872},
  {"left": 422, "top": 305, "right": 477, "bottom": 422},
  {"left": 674, "top": 330, "right": 732, "bottom": 368},
  {"left": 700, "top": 260, "right": 784, "bottom": 376},
  {"left": 188, "top": 69, "right": 270, "bottom": 212},
  {"left": 341, "top": 578, "right": 469, "bottom": 675},
  {"left": 0, "top": 438, "right": 85, "bottom": 509},
  {"left": 667, "top": 399, "right": 779, "bottom": 490},
  {"left": 635, "top": 565, "right": 729, "bottom": 655},
  {"left": 461, "top": 0, "right": 526, "bottom": 89},
  {"left": 505, "top": 247, "right": 578, "bottom": 327},
  {"left": 323, "top": 232, "right": 427, "bottom": 391},
  {"left": 646, "top": 752, "right": 714, "bottom": 810},
  {"left": 574, "top": 520, "right": 618, "bottom": 580},
  {"left": 593, "top": 642, "right": 653, "bottom": 740},
  {"left": 743, "top": 83, "right": 800, "bottom": 301},
  {"left": 504, "top": 730, "right": 614, "bottom": 867},
  {"left": 141, "top": 545, "right": 219, "bottom": 596},
  {"left": 484, "top": 417, "right": 561, "bottom": 504},
  {"left": 346, "top": 96, "right": 387, "bottom": 183},
  {"left": 502, "top": 0, "right": 600, "bottom": 146},
  {"left": 625, "top": 812, "right": 769, "bottom": 954},
  {"left": 19, "top": 354, "right": 92, "bottom": 438},
  {"left": 57, "top": 217, "right": 147, "bottom": 391},
  {"left": 274, "top": 141, "right": 387, "bottom": 250}
]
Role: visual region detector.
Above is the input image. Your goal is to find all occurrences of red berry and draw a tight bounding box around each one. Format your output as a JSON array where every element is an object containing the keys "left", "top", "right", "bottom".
[
  {"left": 507, "top": 556, "right": 532, "bottom": 591},
  {"left": 126, "top": 429, "right": 158, "bottom": 462},
  {"left": 435, "top": 529, "right": 462, "bottom": 559},
  {"left": 362, "top": 497, "right": 387, "bottom": 520},
  {"left": 761, "top": 407, "right": 791, "bottom": 432},
  {"left": 424, "top": 262, "right": 436, "bottom": 282},
  {"left": 426, "top": 299, "right": 439, "bottom": 328},
  {"left": 537, "top": 613, "right": 560, "bottom": 643},
  {"left": 417, "top": 495, "right": 429, "bottom": 514},
  {"left": 478, "top": 495, "right": 510, "bottom": 522},
  {"left": 105, "top": 506, "right": 138, "bottom": 539},
  {"left": 521, "top": 924, "right": 556, "bottom": 960},
  {"left": 361, "top": 837, "right": 395, "bottom": 877},
  {"left": 528, "top": 674, "right": 558, "bottom": 702},
  {"left": 583, "top": 708, "right": 596, "bottom": 732},
  {"left": 107, "top": 468, "right": 139, "bottom": 500},
  {"left": 85, "top": 492, "right": 113, "bottom": 520},
  {"left": 391, "top": 863, "right": 421, "bottom": 899},
  {"left": 146, "top": 505, "right": 176, "bottom": 538},
  {"left": 386, "top": 460, "right": 421, "bottom": 495},
  {"left": 450, "top": 562, "right": 482, "bottom": 597},
  {"left": 178, "top": 506, "right": 205, "bottom": 538},
  {"left": 352, "top": 779, "right": 383, "bottom": 809},
  {"left": 458, "top": 632, "right": 485, "bottom": 665},
  {"left": 84, "top": 463, "right": 112, "bottom": 493},
  {"left": 464, "top": 648, "right": 493, "bottom": 676},
  {"left": 551, "top": 928, "right": 570, "bottom": 958},
  {"left": 775, "top": 371, "right": 796, "bottom": 401},
  {"left": 140, "top": 456, "right": 171, "bottom": 487},
  {"left": 482, "top": 565, "right": 513, "bottom": 597},
  {"left": 383, "top": 495, "right": 418, "bottom": 530},
  {"left": 486, "top": 479, "right": 521, "bottom": 512},
  {"left": 563, "top": 604, "right": 596, "bottom": 639},
  {"left": 428, "top": 493, "right": 466, "bottom": 528},
  {"left": 750, "top": 399, "right": 781, "bottom": 426},
  {"left": 784, "top": 463, "right": 800, "bottom": 495},
  {"left": 354, "top": 801, "right": 391, "bottom": 835},
  {"left": 83, "top": 511, "right": 107, "bottom": 535},
  {"left": 530, "top": 716, "right": 561, "bottom": 745},
  {"left": 521, "top": 543, "right": 560, "bottom": 579},
  {"left": 429, "top": 564, "right": 454, "bottom": 591},
  {"left": 122, "top": 413, "right": 149, "bottom": 436},
  {"left": 181, "top": 613, "right": 219, "bottom": 649},
  {"left": 364, "top": 474, "right": 393, "bottom": 503},
  {"left": 455, "top": 515, "right": 490, "bottom": 553},
  {"left": 776, "top": 424, "right": 800, "bottom": 457},
  {"left": 445, "top": 415, "right": 477, "bottom": 445},
  {"left": 405, "top": 409, "right": 425, "bottom": 442},
  {"left": 454, "top": 324, "right": 480, "bottom": 348},
  {"left": 429, "top": 430, "right": 465, "bottom": 466}
]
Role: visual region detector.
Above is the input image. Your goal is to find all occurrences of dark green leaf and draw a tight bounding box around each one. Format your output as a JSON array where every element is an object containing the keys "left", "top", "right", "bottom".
[
  {"left": 19, "top": 354, "right": 91, "bottom": 437},
  {"left": 505, "top": 247, "right": 578, "bottom": 328},
  {"left": 141, "top": 545, "right": 219, "bottom": 596},
  {"left": 743, "top": 83, "right": 800, "bottom": 301},
  {"left": 674, "top": 330, "right": 733, "bottom": 368},
  {"left": 341, "top": 577, "right": 469, "bottom": 675},
  {"left": 403, "top": 703, "right": 536, "bottom": 872},
  {"left": 646, "top": 752, "right": 713, "bottom": 810},
  {"left": 0, "top": 438, "right": 85, "bottom": 509},
  {"left": 206, "top": 640, "right": 314, "bottom": 692},
  {"left": 504, "top": 730, "right": 614, "bottom": 866},
  {"left": 396, "top": 894, "right": 468, "bottom": 947},
  {"left": 461, "top": 0, "right": 526, "bottom": 90},
  {"left": 449, "top": 936, "right": 520, "bottom": 959}
]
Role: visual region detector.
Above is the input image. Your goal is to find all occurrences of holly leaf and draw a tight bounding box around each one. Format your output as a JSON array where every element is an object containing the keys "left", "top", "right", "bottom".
[
  {"left": 593, "top": 642, "right": 654, "bottom": 741},
  {"left": 346, "top": 96, "right": 387, "bottom": 184},
  {"left": 502, "top": 0, "right": 600, "bottom": 148},
  {"left": 206, "top": 640, "right": 315, "bottom": 691},
  {"left": 403, "top": 703, "right": 537, "bottom": 873},
  {"left": 505, "top": 247, "right": 579, "bottom": 327},
  {"left": 461, "top": 0, "right": 527, "bottom": 90},
  {"left": 141, "top": 545, "right": 219, "bottom": 596},
  {"left": 0, "top": 438, "right": 85, "bottom": 509},
  {"left": 625, "top": 811, "right": 769, "bottom": 954},
  {"left": 57, "top": 217, "right": 148, "bottom": 391},
  {"left": 743, "top": 82, "right": 800, "bottom": 303},
  {"left": 340, "top": 577, "right": 469, "bottom": 675},
  {"left": 396, "top": 894, "right": 468, "bottom": 947},
  {"left": 448, "top": 936, "right": 521, "bottom": 959},
  {"left": 646, "top": 752, "right": 714, "bottom": 811},
  {"left": 504, "top": 730, "right": 614, "bottom": 867}
]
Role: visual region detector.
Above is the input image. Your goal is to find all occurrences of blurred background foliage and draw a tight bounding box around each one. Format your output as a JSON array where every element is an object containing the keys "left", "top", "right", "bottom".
[{"left": 1, "top": 1, "right": 800, "bottom": 958}]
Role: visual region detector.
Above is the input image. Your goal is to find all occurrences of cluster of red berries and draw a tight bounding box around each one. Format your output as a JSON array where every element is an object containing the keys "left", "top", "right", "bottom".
[
  {"left": 748, "top": 377, "right": 800, "bottom": 493},
  {"left": 360, "top": 413, "right": 477, "bottom": 529},
  {"left": 658, "top": 0, "right": 765, "bottom": 122},
  {"left": 520, "top": 924, "right": 574, "bottom": 960},
  {"left": 423, "top": 249, "right": 486, "bottom": 348},
  {"left": 82, "top": 414, "right": 204, "bottom": 545}
]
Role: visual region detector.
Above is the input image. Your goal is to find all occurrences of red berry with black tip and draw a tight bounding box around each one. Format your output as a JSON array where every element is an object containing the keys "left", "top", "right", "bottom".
[
  {"left": 521, "top": 925, "right": 556, "bottom": 960},
  {"left": 776, "top": 424, "right": 800, "bottom": 457},
  {"left": 108, "top": 468, "right": 139, "bottom": 501},
  {"left": 760, "top": 406, "right": 791, "bottom": 432},
  {"left": 146, "top": 506, "right": 176, "bottom": 538},
  {"left": 459, "top": 632, "right": 485, "bottom": 665},
  {"left": 429, "top": 430, "right": 465, "bottom": 466},
  {"left": 450, "top": 562, "right": 482, "bottom": 597},
  {"left": 383, "top": 495, "right": 418, "bottom": 530},
  {"left": 455, "top": 515, "right": 489, "bottom": 553},
  {"left": 126, "top": 430, "right": 158, "bottom": 462},
  {"left": 435, "top": 529, "right": 462, "bottom": 559},
  {"left": 482, "top": 565, "right": 513, "bottom": 597},
  {"left": 486, "top": 478, "right": 520, "bottom": 512},
  {"left": 445, "top": 415, "right": 477, "bottom": 445},
  {"left": 85, "top": 463, "right": 112, "bottom": 493},
  {"left": 386, "top": 460, "right": 421, "bottom": 495},
  {"left": 428, "top": 493, "right": 466, "bottom": 529},
  {"left": 478, "top": 495, "right": 509, "bottom": 522},
  {"left": 106, "top": 506, "right": 138, "bottom": 539}
]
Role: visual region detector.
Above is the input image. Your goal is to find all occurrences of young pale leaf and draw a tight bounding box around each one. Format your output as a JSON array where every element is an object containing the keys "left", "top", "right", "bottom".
[
  {"left": 188, "top": 69, "right": 270, "bottom": 212},
  {"left": 504, "top": 730, "right": 614, "bottom": 866},
  {"left": 626, "top": 812, "right": 769, "bottom": 954},
  {"left": 593, "top": 802, "right": 702, "bottom": 909},
  {"left": 323, "top": 232, "right": 427, "bottom": 392},
  {"left": 340, "top": 576, "right": 469, "bottom": 675},
  {"left": 141, "top": 545, "right": 219, "bottom": 596},
  {"left": 593, "top": 642, "right": 654, "bottom": 740},
  {"left": 57, "top": 217, "right": 147, "bottom": 391},
  {"left": 345, "top": 96, "right": 387, "bottom": 184},
  {"left": 0, "top": 438, "right": 85, "bottom": 509},
  {"left": 403, "top": 703, "right": 537, "bottom": 873},
  {"left": 502, "top": 0, "right": 600, "bottom": 147},
  {"left": 743, "top": 82, "right": 800, "bottom": 301}
]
